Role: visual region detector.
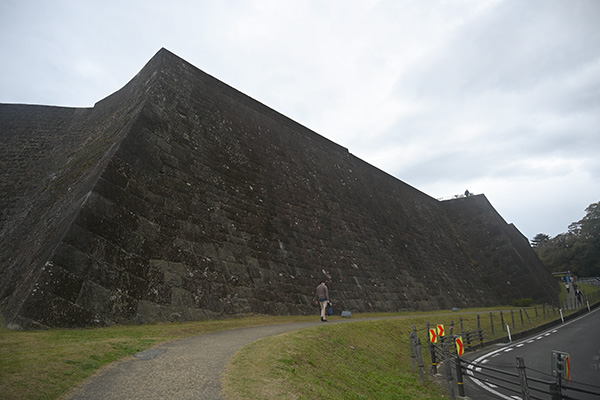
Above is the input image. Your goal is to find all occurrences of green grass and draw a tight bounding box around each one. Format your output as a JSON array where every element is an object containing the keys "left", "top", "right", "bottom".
[
  {"left": 223, "top": 301, "right": 600, "bottom": 400},
  {"left": 223, "top": 319, "right": 448, "bottom": 400},
  {"left": 2, "top": 290, "right": 599, "bottom": 400},
  {"left": 0, "top": 315, "right": 316, "bottom": 400}
]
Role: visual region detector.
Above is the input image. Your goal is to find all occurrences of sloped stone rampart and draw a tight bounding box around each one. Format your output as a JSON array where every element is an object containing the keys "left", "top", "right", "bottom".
[{"left": 0, "top": 49, "right": 559, "bottom": 329}]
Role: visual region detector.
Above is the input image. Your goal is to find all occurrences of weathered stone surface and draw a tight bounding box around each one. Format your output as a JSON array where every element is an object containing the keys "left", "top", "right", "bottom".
[
  {"left": 0, "top": 48, "right": 559, "bottom": 329},
  {"left": 441, "top": 195, "right": 558, "bottom": 305}
]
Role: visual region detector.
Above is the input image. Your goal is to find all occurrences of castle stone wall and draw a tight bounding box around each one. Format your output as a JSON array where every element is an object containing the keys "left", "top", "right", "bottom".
[{"left": 0, "top": 49, "right": 558, "bottom": 329}]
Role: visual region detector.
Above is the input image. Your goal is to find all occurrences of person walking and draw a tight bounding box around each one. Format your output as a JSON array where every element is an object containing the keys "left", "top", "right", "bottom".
[{"left": 315, "top": 281, "right": 330, "bottom": 322}]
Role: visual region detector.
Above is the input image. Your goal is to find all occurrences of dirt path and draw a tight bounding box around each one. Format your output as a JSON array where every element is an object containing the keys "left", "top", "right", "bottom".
[
  {"left": 64, "top": 320, "right": 336, "bottom": 400},
  {"left": 61, "top": 311, "right": 498, "bottom": 399}
]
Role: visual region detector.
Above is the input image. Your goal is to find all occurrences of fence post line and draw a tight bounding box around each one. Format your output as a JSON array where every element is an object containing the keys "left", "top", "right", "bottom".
[
  {"left": 426, "top": 322, "right": 437, "bottom": 374},
  {"left": 519, "top": 309, "right": 524, "bottom": 326},
  {"left": 465, "top": 329, "right": 472, "bottom": 350},
  {"left": 516, "top": 356, "right": 531, "bottom": 400},
  {"left": 455, "top": 352, "right": 465, "bottom": 397},
  {"left": 511, "top": 310, "right": 516, "bottom": 328},
  {"left": 550, "top": 374, "right": 563, "bottom": 400},
  {"left": 442, "top": 342, "right": 456, "bottom": 400},
  {"left": 410, "top": 332, "right": 417, "bottom": 373},
  {"left": 460, "top": 317, "right": 464, "bottom": 336},
  {"left": 490, "top": 312, "right": 494, "bottom": 334},
  {"left": 500, "top": 311, "right": 505, "bottom": 331},
  {"left": 479, "top": 328, "right": 484, "bottom": 346},
  {"left": 543, "top": 304, "right": 546, "bottom": 320},
  {"left": 534, "top": 305, "right": 538, "bottom": 321},
  {"left": 450, "top": 320, "right": 454, "bottom": 336},
  {"left": 477, "top": 314, "right": 483, "bottom": 346},
  {"left": 416, "top": 337, "right": 425, "bottom": 385},
  {"left": 524, "top": 308, "right": 531, "bottom": 325}
]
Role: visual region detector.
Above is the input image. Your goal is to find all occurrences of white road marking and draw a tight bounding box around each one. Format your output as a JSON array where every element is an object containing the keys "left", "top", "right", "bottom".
[{"left": 464, "top": 308, "right": 600, "bottom": 400}]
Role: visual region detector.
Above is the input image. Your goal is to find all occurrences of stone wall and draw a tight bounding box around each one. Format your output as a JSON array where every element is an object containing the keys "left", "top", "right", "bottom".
[
  {"left": 0, "top": 49, "right": 559, "bottom": 329},
  {"left": 441, "top": 195, "right": 558, "bottom": 304}
]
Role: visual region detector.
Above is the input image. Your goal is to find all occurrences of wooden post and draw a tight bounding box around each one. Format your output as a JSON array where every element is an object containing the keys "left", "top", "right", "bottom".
[
  {"left": 543, "top": 304, "right": 546, "bottom": 319},
  {"left": 520, "top": 309, "right": 524, "bottom": 326},
  {"left": 500, "top": 311, "right": 505, "bottom": 331},
  {"left": 410, "top": 329, "right": 416, "bottom": 372},
  {"left": 516, "top": 357, "right": 531, "bottom": 400},
  {"left": 427, "top": 322, "right": 437, "bottom": 374},
  {"left": 442, "top": 342, "right": 455, "bottom": 400},
  {"left": 511, "top": 310, "right": 516, "bottom": 328},
  {"left": 490, "top": 312, "right": 494, "bottom": 334},
  {"left": 477, "top": 314, "right": 483, "bottom": 346},
  {"left": 455, "top": 352, "right": 465, "bottom": 397},
  {"left": 416, "top": 337, "right": 425, "bottom": 385}
]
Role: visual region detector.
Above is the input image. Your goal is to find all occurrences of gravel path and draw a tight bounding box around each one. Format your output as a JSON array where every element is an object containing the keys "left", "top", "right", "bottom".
[
  {"left": 62, "top": 312, "right": 485, "bottom": 399},
  {"left": 64, "top": 319, "right": 337, "bottom": 400}
]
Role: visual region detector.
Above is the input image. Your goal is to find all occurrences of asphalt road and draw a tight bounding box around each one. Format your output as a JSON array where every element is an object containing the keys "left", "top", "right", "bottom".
[{"left": 462, "top": 307, "right": 600, "bottom": 399}]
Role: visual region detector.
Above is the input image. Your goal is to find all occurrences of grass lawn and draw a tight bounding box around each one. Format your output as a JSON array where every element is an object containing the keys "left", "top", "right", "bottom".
[
  {"left": 2, "top": 285, "right": 599, "bottom": 400},
  {"left": 222, "top": 303, "right": 592, "bottom": 400},
  {"left": 0, "top": 315, "right": 315, "bottom": 400}
]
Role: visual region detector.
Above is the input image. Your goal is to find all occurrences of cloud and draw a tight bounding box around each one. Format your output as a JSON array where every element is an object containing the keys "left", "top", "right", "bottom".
[{"left": 0, "top": 0, "right": 598, "bottom": 240}]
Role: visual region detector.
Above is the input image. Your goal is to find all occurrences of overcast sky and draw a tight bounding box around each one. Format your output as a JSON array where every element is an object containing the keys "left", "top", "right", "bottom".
[{"left": 1, "top": 0, "right": 599, "bottom": 241}]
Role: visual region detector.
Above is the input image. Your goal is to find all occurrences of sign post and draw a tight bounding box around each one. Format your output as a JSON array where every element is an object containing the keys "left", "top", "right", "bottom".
[
  {"left": 426, "top": 322, "right": 437, "bottom": 374},
  {"left": 551, "top": 350, "right": 570, "bottom": 399},
  {"left": 454, "top": 336, "right": 465, "bottom": 397}
]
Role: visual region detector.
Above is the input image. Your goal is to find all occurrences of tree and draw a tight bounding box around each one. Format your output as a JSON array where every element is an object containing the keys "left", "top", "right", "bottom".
[
  {"left": 568, "top": 202, "right": 600, "bottom": 240},
  {"left": 534, "top": 201, "right": 600, "bottom": 277},
  {"left": 531, "top": 233, "right": 550, "bottom": 248}
]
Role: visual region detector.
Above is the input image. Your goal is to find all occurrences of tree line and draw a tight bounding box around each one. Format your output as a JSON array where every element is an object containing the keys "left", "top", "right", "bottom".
[{"left": 532, "top": 201, "right": 600, "bottom": 277}]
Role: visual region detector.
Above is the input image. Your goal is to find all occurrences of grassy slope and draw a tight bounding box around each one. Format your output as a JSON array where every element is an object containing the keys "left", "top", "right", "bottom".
[
  {"left": 223, "top": 288, "right": 600, "bottom": 400},
  {"left": 2, "top": 284, "right": 598, "bottom": 400},
  {"left": 223, "top": 318, "right": 449, "bottom": 400}
]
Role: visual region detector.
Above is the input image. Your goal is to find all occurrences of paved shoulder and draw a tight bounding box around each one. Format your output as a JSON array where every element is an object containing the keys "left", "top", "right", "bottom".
[{"left": 64, "top": 321, "right": 322, "bottom": 400}]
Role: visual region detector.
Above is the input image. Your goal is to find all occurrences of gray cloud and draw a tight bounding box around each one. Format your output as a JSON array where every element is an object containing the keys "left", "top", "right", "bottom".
[{"left": 0, "top": 0, "right": 598, "bottom": 240}]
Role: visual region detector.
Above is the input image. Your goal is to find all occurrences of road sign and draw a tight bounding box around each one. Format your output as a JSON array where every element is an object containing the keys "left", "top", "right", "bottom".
[
  {"left": 455, "top": 336, "right": 464, "bottom": 356},
  {"left": 429, "top": 328, "right": 438, "bottom": 343},
  {"left": 552, "top": 350, "right": 571, "bottom": 381},
  {"left": 437, "top": 324, "right": 445, "bottom": 337}
]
